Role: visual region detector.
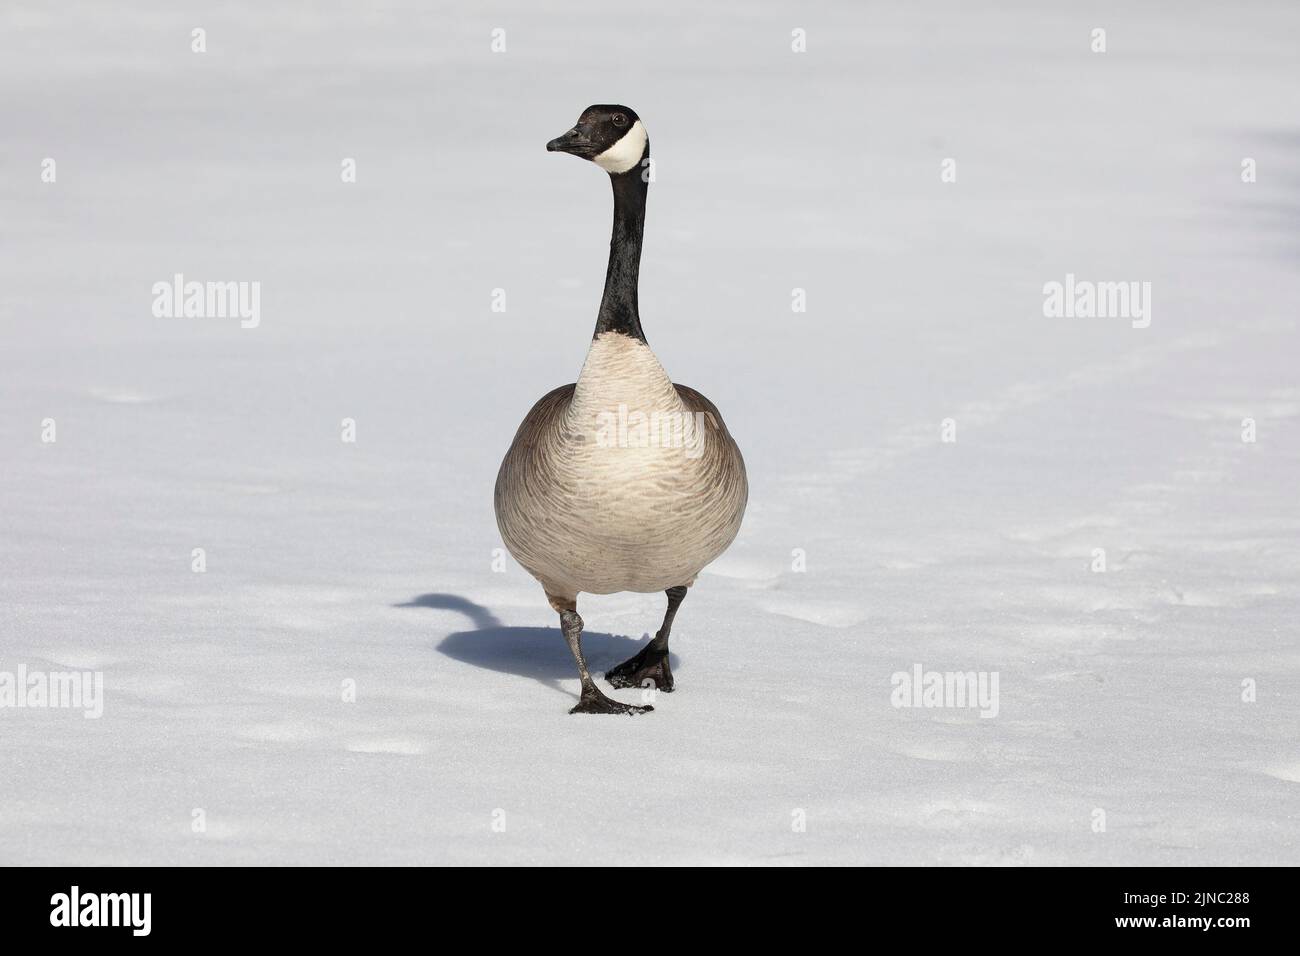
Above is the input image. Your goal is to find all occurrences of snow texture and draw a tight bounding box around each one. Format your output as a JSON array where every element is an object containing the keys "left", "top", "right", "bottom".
[{"left": 1, "top": 1, "right": 1297, "bottom": 865}]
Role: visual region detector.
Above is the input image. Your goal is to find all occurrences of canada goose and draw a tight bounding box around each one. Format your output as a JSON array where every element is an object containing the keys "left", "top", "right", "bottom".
[{"left": 494, "top": 105, "right": 748, "bottom": 715}]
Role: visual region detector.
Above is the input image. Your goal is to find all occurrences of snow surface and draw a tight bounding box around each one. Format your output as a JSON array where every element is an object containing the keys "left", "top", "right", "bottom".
[{"left": 1, "top": 1, "right": 1298, "bottom": 865}]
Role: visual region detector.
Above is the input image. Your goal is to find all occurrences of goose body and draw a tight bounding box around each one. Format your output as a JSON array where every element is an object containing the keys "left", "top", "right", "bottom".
[
  {"left": 496, "top": 333, "right": 747, "bottom": 598},
  {"left": 493, "top": 105, "right": 748, "bottom": 715}
]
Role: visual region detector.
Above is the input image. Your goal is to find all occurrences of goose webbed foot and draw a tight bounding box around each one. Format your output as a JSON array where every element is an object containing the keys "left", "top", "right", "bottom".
[
  {"left": 554, "top": 598, "right": 658, "bottom": 714},
  {"left": 608, "top": 585, "right": 688, "bottom": 692},
  {"left": 569, "top": 685, "right": 653, "bottom": 716},
  {"left": 605, "top": 642, "right": 674, "bottom": 692}
]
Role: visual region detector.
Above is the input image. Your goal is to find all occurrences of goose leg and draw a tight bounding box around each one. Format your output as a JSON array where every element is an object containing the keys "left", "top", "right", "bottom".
[
  {"left": 606, "top": 585, "right": 686, "bottom": 692},
  {"left": 554, "top": 601, "right": 653, "bottom": 716}
]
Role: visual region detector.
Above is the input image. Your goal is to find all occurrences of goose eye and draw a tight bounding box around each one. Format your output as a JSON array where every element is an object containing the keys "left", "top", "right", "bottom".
[{"left": 612, "top": 113, "right": 627, "bottom": 128}]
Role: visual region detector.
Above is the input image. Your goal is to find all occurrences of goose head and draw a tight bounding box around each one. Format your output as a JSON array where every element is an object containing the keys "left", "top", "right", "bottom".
[{"left": 546, "top": 105, "right": 648, "bottom": 175}]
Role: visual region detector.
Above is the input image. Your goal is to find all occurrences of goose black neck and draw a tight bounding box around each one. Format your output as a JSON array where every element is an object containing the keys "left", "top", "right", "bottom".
[{"left": 595, "top": 165, "right": 648, "bottom": 342}]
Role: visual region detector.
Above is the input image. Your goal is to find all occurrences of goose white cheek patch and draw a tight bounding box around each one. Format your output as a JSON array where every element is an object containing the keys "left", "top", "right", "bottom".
[{"left": 594, "top": 121, "right": 647, "bottom": 174}]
